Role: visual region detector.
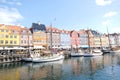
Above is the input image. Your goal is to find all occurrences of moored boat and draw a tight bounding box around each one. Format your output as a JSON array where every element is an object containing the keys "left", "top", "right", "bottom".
[
  {"left": 21, "top": 50, "right": 40, "bottom": 62},
  {"left": 32, "top": 54, "right": 64, "bottom": 63},
  {"left": 70, "top": 52, "right": 84, "bottom": 57},
  {"left": 70, "top": 49, "right": 84, "bottom": 57},
  {"left": 83, "top": 49, "right": 103, "bottom": 57}
]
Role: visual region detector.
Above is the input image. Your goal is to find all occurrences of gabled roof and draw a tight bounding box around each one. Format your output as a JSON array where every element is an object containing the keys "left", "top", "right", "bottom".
[
  {"left": 46, "top": 26, "right": 61, "bottom": 33},
  {"left": 7, "top": 25, "right": 21, "bottom": 31},
  {"left": 78, "top": 29, "right": 87, "bottom": 34},
  {"left": 0, "top": 24, "right": 4, "bottom": 27}
]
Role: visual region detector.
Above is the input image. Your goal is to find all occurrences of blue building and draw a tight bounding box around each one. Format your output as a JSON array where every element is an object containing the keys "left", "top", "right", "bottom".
[
  {"left": 60, "top": 30, "right": 71, "bottom": 49},
  {"left": 78, "top": 30, "right": 88, "bottom": 48}
]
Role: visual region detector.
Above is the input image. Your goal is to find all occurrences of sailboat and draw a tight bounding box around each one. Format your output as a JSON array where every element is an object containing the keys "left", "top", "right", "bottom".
[
  {"left": 32, "top": 24, "right": 64, "bottom": 63},
  {"left": 83, "top": 29, "right": 103, "bottom": 57},
  {"left": 101, "top": 27, "right": 111, "bottom": 53},
  {"left": 21, "top": 28, "right": 40, "bottom": 62}
]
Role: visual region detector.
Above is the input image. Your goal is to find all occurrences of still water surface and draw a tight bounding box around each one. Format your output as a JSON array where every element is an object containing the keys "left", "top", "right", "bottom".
[{"left": 0, "top": 53, "right": 120, "bottom": 80}]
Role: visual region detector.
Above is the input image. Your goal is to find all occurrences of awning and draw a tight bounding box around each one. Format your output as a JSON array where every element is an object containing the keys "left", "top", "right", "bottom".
[
  {"left": 34, "top": 46, "right": 45, "bottom": 49},
  {"left": 4, "top": 47, "right": 25, "bottom": 50},
  {"left": 79, "top": 45, "right": 89, "bottom": 48},
  {"left": 52, "top": 46, "right": 59, "bottom": 49},
  {"left": 0, "top": 47, "right": 3, "bottom": 50},
  {"left": 60, "top": 46, "right": 71, "bottom": 49}
]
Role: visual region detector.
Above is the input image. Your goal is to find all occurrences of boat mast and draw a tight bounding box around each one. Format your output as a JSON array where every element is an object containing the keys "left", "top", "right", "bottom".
[
  {"left": 99, "top": 33, "right": 102, "bottom": 50},
  {"left": 87, "top": 29, "right": 91, "bottom": 53},
  {"left": 50, "top": 23, "right": 53, "bottom": 53},
  {"left": 107, "top": 27, "right": 111, "bottom": 49},
  {"left": 28, "top": 29, "right": 30, "bottom": 54},
  {"left": 75, "top": 39, "right": 78, "bottom": 52}
]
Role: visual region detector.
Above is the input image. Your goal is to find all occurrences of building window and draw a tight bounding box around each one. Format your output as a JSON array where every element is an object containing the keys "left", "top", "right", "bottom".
[
  {"left": 30, "top": 40, "right": 32, "bottom": 43},
  {"left": 10, "top": 35, "right": 13, "bottom": 38},
  {"left": 24, "top": 40, "right": 26, "bottom": 44},
  {"left": 13, "top": 30, "right": 18, "bottom": 34},
  {"left": 1, "top": 29, "right": 4, "bottom": 32},
  {"left": 6, "top": 35, "right": 9, "bottom": 38},
  {"left": 6, "top": 30, "right": 9, "bottom": 32},
  {"left": 10, "top": 41, "right": 13, "bottom": 44},
  {"left": 21, "top": 35, "right": 23, "bottom": 38},
  {"left": 14, "top": 41, "right": 17, "bottom": 44},
  {"left": 5, "top": 40, "right": 8, "bottom": 44},
  {"left": 21, "top": 40, "right": 23, "bottom": 44},
  {"left": 0, "top": 40, "right": 4, "bottom": 44},
  {"left": 22, "top": 30, "right": 26, "bottom": 33},
  {"left": 14, "top": 35, "right": 17, "bottom": 38},
  {"left": 0, "top": 34, "right": 4, "bottom": 38}
]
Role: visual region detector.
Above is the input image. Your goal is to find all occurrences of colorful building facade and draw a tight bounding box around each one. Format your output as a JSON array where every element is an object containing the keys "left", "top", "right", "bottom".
[
  {"left": 0, "top": 24, "right": 21, "bottom": 48},
  {"left": 20, "top": 27, "right": 33, "bottom": 48},
  {"left": 78, "top": 29, "right": 88, "bottom": 48},
  {"left": 70, "top": 30, "right": 80, "bottom": 48},
  {"left": 46, "top": 27, "right": 60, "bottom": 49},
  {"left": 31, "top": 23, "right": 47, "bottom": 49},
  {"left": 60, "top": 30, "right": 70, "bottom": 49}
]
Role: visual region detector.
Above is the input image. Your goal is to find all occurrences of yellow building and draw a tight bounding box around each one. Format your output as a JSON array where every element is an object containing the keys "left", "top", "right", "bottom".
[
  {"left": 101, "top": 35, "right": 109, "bottom": 47},
  {"left": 94, "top": 36, "right": 101, "bottom": 47},
  {"left": 31, "top": 23, "right": 47, "bottom": 49},
  {"left": 33, "top": 31, "right": 47, "bottom": 48},
  {"left": 0, "top": 24, "right": 21, "bottom": 48}
]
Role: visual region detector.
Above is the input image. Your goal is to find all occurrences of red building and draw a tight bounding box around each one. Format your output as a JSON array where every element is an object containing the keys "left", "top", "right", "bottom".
[{"left": 70, "top": 30, "right": 80, "bottom": 48}]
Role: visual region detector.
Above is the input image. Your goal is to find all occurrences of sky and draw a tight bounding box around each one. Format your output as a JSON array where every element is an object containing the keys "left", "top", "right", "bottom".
[{"left": 0, "top": 0, "right": 120, "bottom": 33}]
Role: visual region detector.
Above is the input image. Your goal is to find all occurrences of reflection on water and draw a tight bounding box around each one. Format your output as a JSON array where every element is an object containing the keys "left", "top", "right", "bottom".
[{"left": 0, "top": 53, "right": 120, "bottom": 80}]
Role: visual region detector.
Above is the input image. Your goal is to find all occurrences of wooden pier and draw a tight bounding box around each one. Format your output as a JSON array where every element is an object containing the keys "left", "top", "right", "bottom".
[{"left": 0, "top": 54, "right": 28, "bottom": 63}]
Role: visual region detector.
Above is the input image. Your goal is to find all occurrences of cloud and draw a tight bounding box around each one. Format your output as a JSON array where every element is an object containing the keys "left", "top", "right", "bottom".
[
  {"left": 95, "top": 0, "right": 113, "bottom": 6},
  {"left": 0, "top": 6, "right": 23, "bottom": 24},
  {"left": 104, "top": 11, "right": 118, "bottom": 18},
  {"left": 0, "top": 0, "right": 22, "bottom": 6}
]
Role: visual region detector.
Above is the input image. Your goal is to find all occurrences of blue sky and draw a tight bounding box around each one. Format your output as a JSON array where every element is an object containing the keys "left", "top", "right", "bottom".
[{"left": 0, "top": 0, "right": 120, "bottom": 33}]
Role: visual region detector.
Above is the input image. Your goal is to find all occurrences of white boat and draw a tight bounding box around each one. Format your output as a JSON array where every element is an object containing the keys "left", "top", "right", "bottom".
[
  {"left": 22, "top": 57, "right": 33, "bottom": 62},
  {"left": 83, "top": 49, "right": 103, "bottom": 57},
  {"left": 70, "top": 49, "right": 84, "bottom": 57},
  {"left": 70, "top": 38, "right": 84, "bottom": 57},
  {"left": 32, "top": 54, "right": 64, "bottom": 63},
  {"left": 21, "top": 50, "right": 40, "bottom": 62},
  {"left": 31, "top": 25, "right": 65, "bottom": 63},
  {"left": 83, "top": 30, "right": 103, "bottom": 57},
  {"left": 70, "top": 52, "right": 84, "bottom": 57}
]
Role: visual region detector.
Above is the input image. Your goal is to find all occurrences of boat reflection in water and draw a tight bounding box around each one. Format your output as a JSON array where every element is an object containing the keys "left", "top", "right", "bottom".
[{"left": 1, "top": 53, "right": 120, "bottom": 80}]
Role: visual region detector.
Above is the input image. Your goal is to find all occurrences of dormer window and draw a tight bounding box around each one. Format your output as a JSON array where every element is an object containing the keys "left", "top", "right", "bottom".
[
  {"left": 22, "top": 30, "right": 26, "bottom": 33},
  {"left": 13, "top": 30, "right": 18, "bottom": 34}
]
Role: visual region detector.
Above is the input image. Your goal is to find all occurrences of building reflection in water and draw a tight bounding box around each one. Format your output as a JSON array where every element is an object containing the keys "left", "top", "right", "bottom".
[
  {"left": 19, "top": 60, "right": 63, "bottom": 80},
  {"left": 1, "top": 53, "right": 120, "bottom": 80}
]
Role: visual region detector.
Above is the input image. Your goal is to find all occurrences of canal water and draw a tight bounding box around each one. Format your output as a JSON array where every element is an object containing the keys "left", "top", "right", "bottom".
[{"left": 0, "top": 53, "right": 120, "bottom": 80}]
